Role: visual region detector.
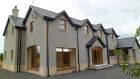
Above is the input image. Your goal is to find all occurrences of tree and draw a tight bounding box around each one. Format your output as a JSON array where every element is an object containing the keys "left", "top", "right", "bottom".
[
  {"left": 135, "top": 26, "right": 140, "bottom": 41},
  {"left": 113, "top": 48, "right": 140, "bottom": 78},
  {"left": 0, "top": 53, "right": 3, "bottom": 61}
]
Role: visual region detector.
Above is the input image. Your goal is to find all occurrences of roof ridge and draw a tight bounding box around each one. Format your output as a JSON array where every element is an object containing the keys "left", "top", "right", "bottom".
[
  {"left": 70, "top": 17, "right": 81, "bottom": 21},
  {"left": 105, "top": 28, "right": 113, "bottom": 30},
  {"left": 30, "top": 5, "right": 57, "bottom": 14},
  {"left": 30, "top": 5, "right": 92, "bottom": 25},
  {"left": 9, "top": 15, "right": 24, "bottom": 19}
]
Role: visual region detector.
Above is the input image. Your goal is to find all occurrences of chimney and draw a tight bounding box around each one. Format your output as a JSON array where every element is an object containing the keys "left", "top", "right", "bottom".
[{"left": 12, "top": 5, "right": 19, "bottom": 17}]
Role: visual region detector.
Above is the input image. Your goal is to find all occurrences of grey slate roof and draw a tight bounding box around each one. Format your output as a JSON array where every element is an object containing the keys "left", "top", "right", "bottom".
[
  {"left": 70, "top": 17, "right": 81, "bottom": 25},
  {"left": 4, "top": 5, "right": 96, "bottom": 36},
  {"left": 30, "top": 5, "right": 57, "bottom": 18},
  {"left": 93, "top": 24, "right": 107, "bottom": 34},
  {"left": 10, "top": 15, "right": 24, "bottom": 27},
  {"left": 3, "top": 15, "right": 25, "bottom": 36},
  {"left": 93, "top": 24, "right": 102, "bottom": 30},
  {"left": 105, "top": 28, "right": 119, "bottom": 37},
  {"left": 30, "top": 5, "right": 94, "bottom": 27},
  {"left": 117, "top": 37, "right": 140, "bottom": 48},
  {"left": 105, "top": 28, "right": 113, "bottom": 34},
  {"left": 86, "top": 36, "right": 106, "bottom": 48}
]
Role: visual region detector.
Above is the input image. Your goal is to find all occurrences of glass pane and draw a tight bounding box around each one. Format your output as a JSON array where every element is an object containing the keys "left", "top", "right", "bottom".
[
  {"left": 63, "top": 48, "right": 69, "bottom": 52},
  {"left": 84, "top": 26, "right": 87, "bottom": 30},
  {"left": 69, "top": 48, "right": 76, "bottom": 52},
  {"left": 37, "top": 46, "right": 40, "bottom": 53},
  {"left": 56, "top": 48, "right": 62, "bottom": 52}
]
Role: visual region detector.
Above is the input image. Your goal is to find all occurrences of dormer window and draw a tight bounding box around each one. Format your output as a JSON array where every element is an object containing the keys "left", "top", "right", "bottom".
[
  {"left": 84, "top": 26, "right": 88, "bottom": 35},
  {"left": 99, "top": 29, "right": 102, "bottom": 37},
  {"left": 30, "top": 22, "right": 33, "bottom": 33},
  {"left": 59, "top": 19, "right": 66, "bottom": 31}
]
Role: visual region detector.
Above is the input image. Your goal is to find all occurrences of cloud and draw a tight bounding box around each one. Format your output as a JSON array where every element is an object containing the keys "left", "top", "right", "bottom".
[
  {"left": 0, "top": 0, "right": 140, "bottom": 52},
  {"left": 72, "top": 0, "right": 140, "bottom": 37}
]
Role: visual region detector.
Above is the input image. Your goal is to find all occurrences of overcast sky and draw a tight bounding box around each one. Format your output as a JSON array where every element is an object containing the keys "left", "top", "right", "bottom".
[{"left": 0, "top": 0, "right": 140, "bottom": 53}]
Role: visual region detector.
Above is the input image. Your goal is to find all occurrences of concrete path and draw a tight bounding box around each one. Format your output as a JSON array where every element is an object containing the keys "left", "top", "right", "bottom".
[{"left": 0, "top": 66, "right": 137, "bottom": 79}]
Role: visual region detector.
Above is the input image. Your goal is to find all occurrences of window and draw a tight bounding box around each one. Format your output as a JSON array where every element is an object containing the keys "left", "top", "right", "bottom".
[
  {"left": 59, "top": 19, "right": 66, "bottom": 31},
  {"left": 56, "top": 48, "right": 62, "bottom": 52},
  {"left": 11, "top": 50, "right": 13, "bottom": 60},
  {"left": 63, "top": 48, "right": 69, "bottom": 52},
  {"left": 111, "top": 33, "right": 114, "bottom": 39},
  {"left": 99, "top": 29, "right": 102, "bottom": 37},
  {"left": 109, "top": 50, "right": 115, "bottom": 56},
  {"left": 56, "top": 47, "right": 76, "bottom": 71},
  {"left": 84, "top": 26, "right": 88, "bottom": 35},
  {"left": 30, "top": 22, "right": 33, "bottom": 33},
  {"left": 27, "top": 45, "right": 40, "bottom": 71}
]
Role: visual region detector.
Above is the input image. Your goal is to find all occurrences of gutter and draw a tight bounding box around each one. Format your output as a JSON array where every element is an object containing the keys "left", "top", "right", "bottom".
[
  {"left": 75, "top": 27, "right": 80, "bottom": 71},
  {"left": 19, "top": 30, "right": 22, "bottom": 72},
  {"left": 16, "top": 30, "right": 19, "bottom": 72},
  {"left": 46, "top": 20, "right": 50, "bottom": 77},
  {"left": 106, "top": 34, "right": 110, "bottom": 64},
  {"left": 16, "top": 29, "right": 22, "bottom": 72},
  {"left": 86, "top": 47, "right": 90, "bottom": 67}
]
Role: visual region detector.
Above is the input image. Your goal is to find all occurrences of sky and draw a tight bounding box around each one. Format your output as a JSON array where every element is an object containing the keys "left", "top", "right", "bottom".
[{"left": 0, "top": 0, "right": 140, "bottom": 53}]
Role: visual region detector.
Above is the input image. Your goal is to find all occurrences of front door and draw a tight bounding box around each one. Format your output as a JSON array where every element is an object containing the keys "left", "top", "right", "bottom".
[{"left": 92, "top": 47, "right": 103, "bottom": 65}]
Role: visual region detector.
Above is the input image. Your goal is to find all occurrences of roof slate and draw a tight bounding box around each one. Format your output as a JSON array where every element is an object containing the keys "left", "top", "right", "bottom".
[
  {"left": 93, "top": 24, "right": 107, "bottom": 34},
  {"left": 105, "top": 28, "right": 119, "bottom": 37},
  {"left": 93, "top": 24, "right": 102, "bottom": 30},
  {"left": 30, "top": 5, "right": 94, "bottom": 27},
  {"left": 30, "top": 5, "right": 57, "bottom": 18},
  {"left": 105, "top": 28, "right": 113, "bottom": 34},
  {"left": 10, "top": 15, "right": 24, "bottom": 27},
  {"left": 117, "top": 37, "right": 140, "bottom": 48},
  {"left": 86, "top": 36, "right": 106, "bottom": 48},
  {"left": 3, "top": 15, "right": 25, "bottom": 36}
]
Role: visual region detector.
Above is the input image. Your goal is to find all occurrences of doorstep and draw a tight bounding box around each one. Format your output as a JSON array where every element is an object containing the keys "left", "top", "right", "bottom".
[{"left": 89, "top": 64, "right": 113, "bottom": 70}]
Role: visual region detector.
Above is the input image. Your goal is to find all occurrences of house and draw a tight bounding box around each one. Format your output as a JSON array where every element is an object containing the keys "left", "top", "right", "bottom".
[
  {"left": 117, "top": 37, "right": 140, "bottom": 64},
  {"left": 2, "top": 5, "right": 140, "bottom": 76}
]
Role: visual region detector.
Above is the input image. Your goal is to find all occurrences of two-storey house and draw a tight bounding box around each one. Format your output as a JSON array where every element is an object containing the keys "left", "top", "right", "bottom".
[{"left": 2, "top": 5, "right": 140, "bottom": 77}]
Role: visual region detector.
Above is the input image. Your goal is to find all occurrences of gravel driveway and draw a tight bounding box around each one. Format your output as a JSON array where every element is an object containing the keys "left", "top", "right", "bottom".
[{"left": 0, "top": 66, "right": 137, "bottom": 79}]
